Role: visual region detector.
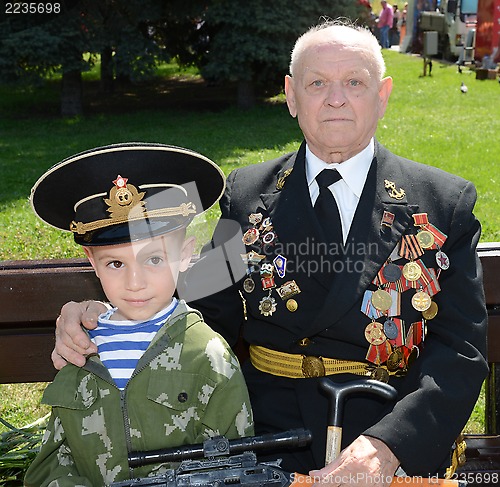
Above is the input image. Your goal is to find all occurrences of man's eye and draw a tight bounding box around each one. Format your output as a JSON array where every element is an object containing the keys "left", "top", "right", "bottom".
[
  {"left": 348, "top": 79, "right": 362, "bottom": 87},
  {"left": 311, "top": 80, "right": 324, "bottom": 87}
]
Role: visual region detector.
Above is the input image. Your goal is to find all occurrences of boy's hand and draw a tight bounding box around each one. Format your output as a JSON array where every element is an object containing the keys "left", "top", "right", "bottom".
[{"left": 52, "top": 301, "right": 105, "bottom": 369}]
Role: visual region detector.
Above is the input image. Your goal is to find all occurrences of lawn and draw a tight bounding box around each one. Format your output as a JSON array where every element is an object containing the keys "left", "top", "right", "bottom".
[{"left": 0, "top": 50, "right": 497, "bottom": 468}]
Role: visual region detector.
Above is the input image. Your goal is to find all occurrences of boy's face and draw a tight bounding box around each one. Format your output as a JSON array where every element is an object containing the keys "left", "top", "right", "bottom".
[{"left": 83, "top": 232, "right": 194, "bottom": 321}]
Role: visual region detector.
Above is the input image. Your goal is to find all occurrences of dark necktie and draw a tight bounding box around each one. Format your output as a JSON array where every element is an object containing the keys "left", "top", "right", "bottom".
[{"left": 314, "top": 169, "right": 343, "bottom": 245}]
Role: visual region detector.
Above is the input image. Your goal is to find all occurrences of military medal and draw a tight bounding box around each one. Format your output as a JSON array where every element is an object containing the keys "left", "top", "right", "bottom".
[
  {"left": 261, "top": 277, "right": 276, "bottom": 290},
  {"left": 276, "top": 280, "right": 301, "bottom": 300},
  {"left": 422, "top": 300, "right": 438, "bottom": 320},
  {"left": 262, "top": 231, "right": 276, "bottom": 245},
  {"left": 364, "top": 321, "right": 386, "bottom": 346},
  {"left": 383, "top": 318, "right": 399, "bottom": 340},
  {"left": 242, "top": 228, "right": 259, "bottom": 245},
  {"left": 371, "top": 289, "right": 393, "bottom": 312},
  {"left": 387, "top": 347, "right": 404, "bottom": 371},
  {"left": 243, "top": 277, "right": 255, "bottom": 293},
  {"left": 370, "top": 367, "right": 390, "bottom": 383},
  {"left": 416, "top": 230, "right": 435, "bottom": 249},
  {"left": 249, "top": 213, "right": 263, "bottom": 225},
  {"left": 402, "top": 261, "right": 422, "bottom": 281},
  {"left": 382, "top": 262, "right": 402, "bottom": 282},
  {"left": 260, "top": 263, "right": 273, "bottom": 278},
  {"left": 259, "top": 295, "right": 277, "bottom": 316},
  {"left": 436, "top": 250, "right": 450, "bottom": 270},
  {"left": 381, "top": 211, "right": 395, "bottom": 228},
  {"left": 241, "top": 251, "right": 265, "bottom": 265},
  {"left": 411, "top": 290, "right": 432, "bottom": 312},
  {"left": 273, "top": 255, "right": 287, "bottom": 279},
  {"left": 286, "top": 299, "right": 298, "bottom": 312}
]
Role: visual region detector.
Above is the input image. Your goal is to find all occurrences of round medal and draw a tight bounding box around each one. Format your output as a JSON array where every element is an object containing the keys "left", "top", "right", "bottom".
[
  {"left": 243, "top": 277, "right": 255, "bottom": 293},
  {"left": 407, "top": 346, "right": 419, "bottom": 367},
  {"left": 382, "top": 263, "right": 402, "bottom": 282},
  {"left": 370, "top": 367, "right": 390, "bottom": 383},
  {"left": 383, "top": 319, "right": 399, "bottom": 340},
  {"left": 387, "top": 348, "right": 404, "bottom": 371},
  {"left": 411, "top": 290, "right": 432, "bottom": 311},
  {"left": 258, "top": 296, "right": 277, "bottom": 316},
  {"left": 242, "top": 228, "right": 259, "bottom": 245},
  {"left": 436, "top": 250, "right": 450, "bottom": 270},
  {"left": 371, "top": 289, "right": 393, "bottom": 312},
  {"left": 286, "top": 299, "right": 298, "bottom": 312},
  {"left": 364, "top": 321, "right": 386, "bottom": 346},
  {"left": 402, "top": 261, "right": 422, "bottom": 281},
  {"left": 422, "top": 300, "right": 438, "bottom": 320},
  {"left": 416, "top": 230, "right": 435, "bottom": 249}
]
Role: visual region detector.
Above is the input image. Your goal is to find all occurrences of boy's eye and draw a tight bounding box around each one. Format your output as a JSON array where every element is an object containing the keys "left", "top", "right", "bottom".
[
  {"left": 148, "top": 256, "right": 163, "bottom": 265},
  {"left": 108, "top": 261, "right": 123, "bottom": 269}
]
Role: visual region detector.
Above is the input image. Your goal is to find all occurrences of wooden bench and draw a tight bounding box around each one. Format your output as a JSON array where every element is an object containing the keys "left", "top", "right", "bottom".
[{"left": 1, "top": 242, "right": 500, "bottom": 477}]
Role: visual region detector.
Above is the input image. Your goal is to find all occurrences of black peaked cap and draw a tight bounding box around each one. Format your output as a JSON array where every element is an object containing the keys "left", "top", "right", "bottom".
[{"left": 30, "top": 143, "right": 226, "bottom": 246}]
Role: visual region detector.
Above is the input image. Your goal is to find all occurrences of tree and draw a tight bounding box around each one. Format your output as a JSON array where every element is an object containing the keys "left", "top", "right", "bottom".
[
  {"left": 201, "top": 0, "right": 368, "bottom": 109},
  {"left": 0, "top": 0, "right": 172, "bottom": 116}
]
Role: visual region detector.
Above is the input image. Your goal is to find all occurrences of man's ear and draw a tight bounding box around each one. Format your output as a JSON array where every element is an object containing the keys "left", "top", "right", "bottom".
[
  {"left": 377, "top": 76, "right": 393, "bottom": 119},
  {"left": 284, "top": 75, "right": 298, "bottom": 118},
  {"left": 179, "top": 236, "right": 196, "bottom": 273},
  {"left": 83, "top": 247, "right": 99, "bottom": 278}
]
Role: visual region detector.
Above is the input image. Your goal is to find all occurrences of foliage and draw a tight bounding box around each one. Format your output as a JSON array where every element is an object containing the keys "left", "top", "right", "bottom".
[
  {"left": 202, "top": 0, "right": 368, "bottom": 97},
  {"left": 0, "top": 415, "right": 48, "bottom": 485}
]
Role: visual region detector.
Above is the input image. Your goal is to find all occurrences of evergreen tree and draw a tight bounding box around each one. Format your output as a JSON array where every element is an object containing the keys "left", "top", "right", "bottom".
[{"left": 202, "top": 0, "right": 368, "bottom": 109}]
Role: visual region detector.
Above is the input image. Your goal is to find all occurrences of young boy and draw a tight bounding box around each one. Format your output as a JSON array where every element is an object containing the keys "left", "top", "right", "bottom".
[{"left": 25, "top": 143, "right": 254, "bottom": 486}]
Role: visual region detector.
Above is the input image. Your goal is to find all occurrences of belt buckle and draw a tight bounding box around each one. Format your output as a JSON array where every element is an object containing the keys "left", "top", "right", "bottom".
[{"left": 302, "top": 356, "right": 325, "bottom": 378}]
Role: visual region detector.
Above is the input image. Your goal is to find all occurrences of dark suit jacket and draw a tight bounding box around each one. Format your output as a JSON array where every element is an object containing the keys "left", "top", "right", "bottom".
[{"left": 190, "top": 140, "right": 488, "bottom": 475}]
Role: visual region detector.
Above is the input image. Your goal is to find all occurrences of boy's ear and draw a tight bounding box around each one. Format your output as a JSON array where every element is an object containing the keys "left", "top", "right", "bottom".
[
  {"left": 179, "top": 236, "right": 196, "bottom": 273},
  {"left": 83, "top": 247, "right": 99, "bottom": 277}
]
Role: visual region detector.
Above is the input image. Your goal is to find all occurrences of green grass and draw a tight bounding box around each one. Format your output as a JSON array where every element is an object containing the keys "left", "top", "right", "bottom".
[{"left": 0, "top": 52, "right": 497, "bottom": 434}]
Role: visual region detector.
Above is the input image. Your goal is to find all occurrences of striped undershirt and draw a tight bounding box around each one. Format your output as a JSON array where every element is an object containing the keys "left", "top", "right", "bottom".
[{"left": 89, "top": 298, "right": 178, "bottom": 390}]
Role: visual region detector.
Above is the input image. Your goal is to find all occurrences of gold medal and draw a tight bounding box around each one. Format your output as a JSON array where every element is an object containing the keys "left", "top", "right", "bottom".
[
  {"left": 422, "top": 300, "right": 438, "bottom": 320},
  {"left": 364, "top": 321, "right": 386, "bottom": 346},
  {"left": 370, "top": 367, "right": 390, "bottom": 383},
  {"left": 286, "top": 299, "right": 298, "bottom": 312},
  {"left": 412, "top": 290, "right": 432, "bottom": 311},
  {"left": 371, "top": 289, "right": 393, "bottom": 312},
  {"left": 416, "top": 230, "right": 435, "bottom": 249},
  {"left": 402, "top": 261, "right": 422, "bottom": 281},
  {"left": 387, "top": 348, "right": 404, "bottom": 371}
]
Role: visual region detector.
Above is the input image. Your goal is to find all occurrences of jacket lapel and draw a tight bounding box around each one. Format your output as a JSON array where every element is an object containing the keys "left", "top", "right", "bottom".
[
  {"left": 305, "top": 142, "right": 419, "bottom": 336},
  {"left": 259, "top": 142, "right": 334, "bottom": 289}
]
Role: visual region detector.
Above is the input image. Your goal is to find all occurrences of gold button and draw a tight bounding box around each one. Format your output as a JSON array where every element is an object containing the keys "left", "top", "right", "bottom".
[
  {"left": 298, "top": 338, "right": 311, "bottom": 347},
  {"left": 286, "top": 298, "right": 298, "bottom": 312}
]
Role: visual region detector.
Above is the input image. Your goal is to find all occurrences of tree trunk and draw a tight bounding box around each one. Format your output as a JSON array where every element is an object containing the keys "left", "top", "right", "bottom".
[
  {"left": 100, "top": 46, "right": 114, "bottom": 94},
  {"left": 60, "top": 69, "right": 83, "bottom": 117},
  {"left": 237, "top": 79, "right": 255, "bottom": 110}
]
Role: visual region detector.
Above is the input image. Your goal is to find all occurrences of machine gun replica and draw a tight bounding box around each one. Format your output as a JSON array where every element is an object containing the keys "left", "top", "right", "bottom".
[
  {"left": 112, "top": 378, "right": 466, "bottom": 487},
  {"left": 111, "top": 428, "right": 312, "bottom": 487}
]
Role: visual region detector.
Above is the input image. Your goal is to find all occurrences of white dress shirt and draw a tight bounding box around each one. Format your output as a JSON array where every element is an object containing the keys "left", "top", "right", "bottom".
[{"left": 306, "top": 139, "right": 374, "bottom": 243}]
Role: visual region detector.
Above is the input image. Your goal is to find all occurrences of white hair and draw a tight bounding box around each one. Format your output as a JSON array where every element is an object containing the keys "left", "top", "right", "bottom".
[{"left": 289, "top": 19, "right": 386, "bottom": 81}]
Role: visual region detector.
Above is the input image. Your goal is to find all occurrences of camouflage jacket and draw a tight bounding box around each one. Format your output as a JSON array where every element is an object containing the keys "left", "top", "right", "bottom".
[{"left": 24, "top": 301, "right": 254, "bottom": 486}]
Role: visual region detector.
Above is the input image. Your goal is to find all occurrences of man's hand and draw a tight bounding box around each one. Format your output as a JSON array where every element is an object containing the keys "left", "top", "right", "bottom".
[
  {"left": 310, "top": 435, "right": 399, "bottom": 487},
  {"left": 52, "top": 300, "right": 106, "bottom": 369}
]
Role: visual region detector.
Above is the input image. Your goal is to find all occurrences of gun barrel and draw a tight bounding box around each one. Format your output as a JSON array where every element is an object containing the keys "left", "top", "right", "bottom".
[{"left": 129, "top": 428, "right": 312, "bottom": 468}]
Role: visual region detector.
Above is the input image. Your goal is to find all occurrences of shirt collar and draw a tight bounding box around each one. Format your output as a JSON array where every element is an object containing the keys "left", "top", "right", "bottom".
[{"left": 306, "top": 139, "right": 374, "bottom": 199}]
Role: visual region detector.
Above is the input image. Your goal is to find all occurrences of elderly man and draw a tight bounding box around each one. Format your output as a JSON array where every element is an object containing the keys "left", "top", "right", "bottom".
[{"left": 53, "top": 21, "right": 487, "bottom": 486}]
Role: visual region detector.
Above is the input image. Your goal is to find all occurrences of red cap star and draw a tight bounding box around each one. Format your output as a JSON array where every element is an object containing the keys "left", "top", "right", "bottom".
[{"left": 113, "top": 175, "right": 128, "bottom": 188}]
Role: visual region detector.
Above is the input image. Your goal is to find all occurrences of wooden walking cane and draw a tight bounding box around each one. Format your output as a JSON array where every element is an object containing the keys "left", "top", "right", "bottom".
[
  {"left": 318, "top": 377, "right": 398, "bottom": 465},
  {"left": 287, "top": 378, "right": 463, "bottom": 487}
]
